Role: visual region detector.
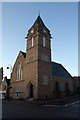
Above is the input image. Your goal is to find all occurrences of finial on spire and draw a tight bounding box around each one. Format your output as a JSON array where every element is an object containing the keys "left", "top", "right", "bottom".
[{"left": 38, "top": 10, "right": 40, "bottom": 17}]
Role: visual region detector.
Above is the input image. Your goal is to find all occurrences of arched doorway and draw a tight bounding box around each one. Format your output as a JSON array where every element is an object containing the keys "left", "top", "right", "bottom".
[
  {"left": 28, "top": 82, "right": 33, "bottom": 98},
  {"left": 29, "top": 83, "right": 33, "bottom": 98}
]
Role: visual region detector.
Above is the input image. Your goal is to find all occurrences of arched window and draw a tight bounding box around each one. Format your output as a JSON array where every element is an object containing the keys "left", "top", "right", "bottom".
[
  {"left": 31, "top": 37, "right": 34, "bottom": 47},
  {"left": 43, "top": 37, "right": 46, "bottom": 47},
  {"left": 16, "top": 62, "right": 23, "bottom": 81},
  {"left": 55, "top": 81, "right": 60, "bottom": 95},
  {"left": 43, "top": 75, "right": 48, "bottom": 85},
  {"left": 65, "top": 83, "right": 70, "bottom": 95}
]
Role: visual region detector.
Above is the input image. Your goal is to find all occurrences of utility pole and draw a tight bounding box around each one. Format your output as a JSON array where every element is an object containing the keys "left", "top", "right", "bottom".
[{"left": 0, "top": 67, "right": 3, "bottom": 85}]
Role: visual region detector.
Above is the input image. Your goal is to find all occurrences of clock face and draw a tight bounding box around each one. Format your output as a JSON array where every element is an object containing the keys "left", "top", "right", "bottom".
[{"left": 43, "top": 29, "right": 46, "bottom": 33}]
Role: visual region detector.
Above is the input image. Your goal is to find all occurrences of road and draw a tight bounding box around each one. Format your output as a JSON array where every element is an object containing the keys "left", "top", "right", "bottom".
[{"left": 2, "top": 95, "right": 80, "bottom": 119}]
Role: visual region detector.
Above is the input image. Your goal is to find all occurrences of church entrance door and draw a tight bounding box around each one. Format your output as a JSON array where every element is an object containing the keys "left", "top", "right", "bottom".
[
  {"left": 29, "top": 83, "right": 33, "bottom": 98},
  {"left": 28, "top": 82, "right": 33, "bottom": 98}
]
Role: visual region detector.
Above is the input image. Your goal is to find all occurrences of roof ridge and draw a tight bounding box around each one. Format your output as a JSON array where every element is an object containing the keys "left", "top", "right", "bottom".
[
  {"left": 52, "top": 61, "right": 61, "bottom": 65},
  {"left": 20, "top": 50, "right": 26, "bottom": 54},
  {"left": 20, "top": 51, "right": 26, "bottom": 58},
  {"left": 60, "top": 64, "right": 73, "bottom": 79}
]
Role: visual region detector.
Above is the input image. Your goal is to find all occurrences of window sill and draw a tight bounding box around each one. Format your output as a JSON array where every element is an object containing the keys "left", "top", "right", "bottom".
[{"left": 11, "top": 79, "right": 25, "bottom": 83}]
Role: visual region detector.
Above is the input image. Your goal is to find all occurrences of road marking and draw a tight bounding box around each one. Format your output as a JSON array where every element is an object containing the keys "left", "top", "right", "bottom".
[
  {"left": 64, "top": 101, "right": 80, "bottom": 107},
  {"left": 64, "top": 104, "right": 70, "bottom": 107},
  {"left": 42, "top": 101, "right": 80, "bottom": 108}
]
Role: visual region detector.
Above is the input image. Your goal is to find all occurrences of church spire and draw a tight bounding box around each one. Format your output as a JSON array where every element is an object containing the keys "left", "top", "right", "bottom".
[
  {"left": 33, "top": 14, "right": 45, "bottom": 27},
  {"left": 38, "top": 10, "right": 40, "bottom": 17},
  {"left": 27, "top": 14, "right": 50, "bottom": 34}
]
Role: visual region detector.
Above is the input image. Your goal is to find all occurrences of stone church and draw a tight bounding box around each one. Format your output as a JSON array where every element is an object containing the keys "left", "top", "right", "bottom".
[{"left": 10, "top": 15, "right": 74, "bottom": 99}]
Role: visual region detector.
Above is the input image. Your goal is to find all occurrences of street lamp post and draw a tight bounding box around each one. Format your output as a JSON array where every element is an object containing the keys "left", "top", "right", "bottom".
[
  {"left": 7, "top": 64, "right": 12, "bottom": 79},
  {"left": 6, "top": 64, "right": 12, "bottom": 100}
]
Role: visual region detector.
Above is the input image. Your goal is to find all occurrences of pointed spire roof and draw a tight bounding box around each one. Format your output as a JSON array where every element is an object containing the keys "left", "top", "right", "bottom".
[
  {"left": 33, "top": 15, "right": 45, "bottom": 27},
  {"left": 28, "top": 15, "right": 50, "bottom": 33}
]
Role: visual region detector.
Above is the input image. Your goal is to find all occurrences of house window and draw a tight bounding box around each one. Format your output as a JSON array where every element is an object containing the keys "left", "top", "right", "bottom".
[
  {"left": 43, "top": 37, "right": 46, "bottom": 47},
  {"left": 65, "top": 83, "right": 70, "bottom": 95},
  {"left": 43, "top": 75, "right": 48, "bottom": 85},
  {"left": 16, "top": 62, "right": 23, "bottom": 81},
  {"left": 59, "top": 81, "right": 64, "bottom": 91},
  {"left": 15, "top": 92, "right": 20, "bottom": 96},
  {"left": 32, "top": 38, "right": 34, "bottom": 47}
]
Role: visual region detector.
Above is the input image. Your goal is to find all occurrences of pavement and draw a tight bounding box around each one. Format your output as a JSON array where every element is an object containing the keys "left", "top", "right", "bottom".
[
  {"left": 26, "top": 95, "right": 80, "bottom": 105},
  {"left": 2, "top": 94, "right": 80, "bottom": 105}
]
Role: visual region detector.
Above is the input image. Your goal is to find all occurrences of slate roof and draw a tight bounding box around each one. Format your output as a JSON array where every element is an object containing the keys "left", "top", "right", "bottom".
[
  {"left": 20, "top": 51, "right": 26, "bottom": 58},
  {"left": 32, "top": 15, "right": 50, "bottom": 32},
  {"left": 33, "top": 15, "right": 45, "bottom": 27},
  {"left": 52, "top": 62, "right": 73, "bottom": 80}
]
